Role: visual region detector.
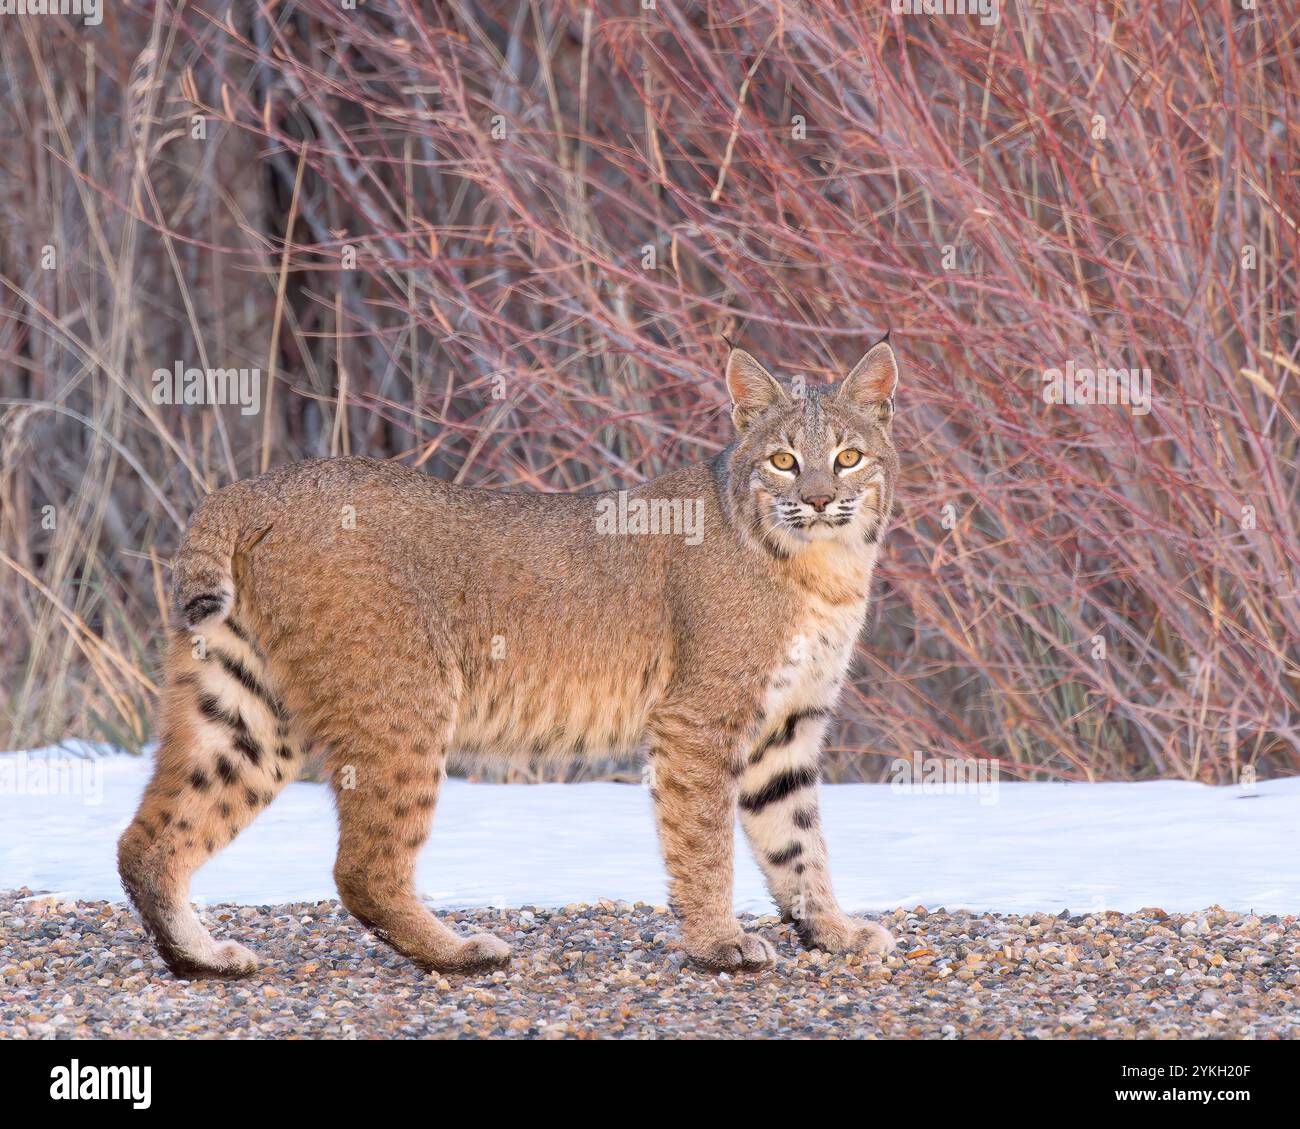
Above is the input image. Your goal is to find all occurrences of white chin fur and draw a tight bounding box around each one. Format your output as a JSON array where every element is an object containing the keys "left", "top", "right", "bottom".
[
  {"left": 773, "top": 521, "right": 846, "bottom": 549},
  {"left": 800, "top": 523, "right": 841, "bottom": 541}
]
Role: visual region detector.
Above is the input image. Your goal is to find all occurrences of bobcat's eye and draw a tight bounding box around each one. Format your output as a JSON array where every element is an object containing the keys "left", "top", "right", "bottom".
[
  {"left": 835, "top": 448, "right": 863, "bottom": 470},
  {"left": 769, "top": 451, "right": 798, "bottom": 472}
]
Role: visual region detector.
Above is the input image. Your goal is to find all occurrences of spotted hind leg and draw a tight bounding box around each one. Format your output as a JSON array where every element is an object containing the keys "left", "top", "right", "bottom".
[{"left": 117, "top": 615, "right": 303, "bottom": 978}]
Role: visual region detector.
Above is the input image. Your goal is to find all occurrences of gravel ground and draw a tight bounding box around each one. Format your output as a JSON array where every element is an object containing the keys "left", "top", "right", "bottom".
[{"left": 2, "top": 888, "right": 1297, "bottom": 1039}]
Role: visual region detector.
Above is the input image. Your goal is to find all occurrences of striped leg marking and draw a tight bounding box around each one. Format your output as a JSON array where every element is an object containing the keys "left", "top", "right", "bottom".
[
  {"left": 739, "top": 707, "right": 895, "bottom": 956},
  {"left": 117, "top": 615, "right": 303, "bottom": 978}
]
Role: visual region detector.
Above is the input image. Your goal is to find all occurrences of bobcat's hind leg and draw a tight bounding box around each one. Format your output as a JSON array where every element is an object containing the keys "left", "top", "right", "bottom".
[
  {"left": 328, "top": 709, "right": 510, "bottom": 975},
  {"left": 118, "top": 619, "right": 305, "bottom": 978}
]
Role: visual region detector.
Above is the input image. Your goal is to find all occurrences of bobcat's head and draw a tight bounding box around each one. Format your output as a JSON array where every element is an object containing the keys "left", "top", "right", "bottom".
[{"left": 722, "top": 340, "right": 899, "bottom": 557}]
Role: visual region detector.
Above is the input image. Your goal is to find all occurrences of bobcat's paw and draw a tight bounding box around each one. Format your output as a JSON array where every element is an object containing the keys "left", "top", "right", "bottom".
[
  {"left": 688, "top": 930, "right": 777, "bottom": 972},
  {"left": 800, "top": 916, "right": 897, "bottom": 957},
  {"left": 440, "top": 932, "right": 512, "bottom": 974},
  {"left": 167, "top": 940, "right": 260, "bottom": 980}
]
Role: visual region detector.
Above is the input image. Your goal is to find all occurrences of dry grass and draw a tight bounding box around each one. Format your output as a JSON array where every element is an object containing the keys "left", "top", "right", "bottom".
[{"left": 1, "top": 1, "right": 1297, "bottom": 782}]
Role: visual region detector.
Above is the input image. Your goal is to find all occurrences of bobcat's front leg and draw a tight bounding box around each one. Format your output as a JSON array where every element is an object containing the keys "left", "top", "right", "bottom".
[
  {"left": 646, "top": 707, "right": 776, "bottom": 972},
  {"left": 739, "top": 708, "right": 896, "bottom": 956}
]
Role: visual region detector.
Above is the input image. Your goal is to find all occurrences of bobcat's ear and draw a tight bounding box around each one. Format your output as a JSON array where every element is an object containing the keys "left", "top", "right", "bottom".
[
  {"left": 726, "top": 349, "right": 787, "bottom": 432},
  {"left": 837, "top": 339, "right": 898, "bottom": 426}
]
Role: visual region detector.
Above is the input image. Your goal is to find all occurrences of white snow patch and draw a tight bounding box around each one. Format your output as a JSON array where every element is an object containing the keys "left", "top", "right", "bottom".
[{"left": 2, "top": 746, "right": 1297, "bottom": 915}]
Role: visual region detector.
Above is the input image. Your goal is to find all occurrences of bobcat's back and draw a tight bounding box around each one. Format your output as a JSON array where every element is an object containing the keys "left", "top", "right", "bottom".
[{"left": 171, "top": 455, "right": 790, "bottom": 769}]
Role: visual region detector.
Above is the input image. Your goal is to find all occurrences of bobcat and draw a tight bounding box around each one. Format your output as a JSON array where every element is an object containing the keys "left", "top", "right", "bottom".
[{"left": 118, "top": 341, "right": 901, "bottom": 978}]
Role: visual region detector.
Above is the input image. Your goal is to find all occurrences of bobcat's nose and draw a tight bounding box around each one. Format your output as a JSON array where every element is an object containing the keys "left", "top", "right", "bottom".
[{"left": 802, "top": 494, "right": 833, "bottom": 513}]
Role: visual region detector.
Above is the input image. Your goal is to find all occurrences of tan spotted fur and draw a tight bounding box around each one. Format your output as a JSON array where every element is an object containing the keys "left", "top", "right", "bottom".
[{"left": 117, "top": 342, "right": 901, "bottom": 977}]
